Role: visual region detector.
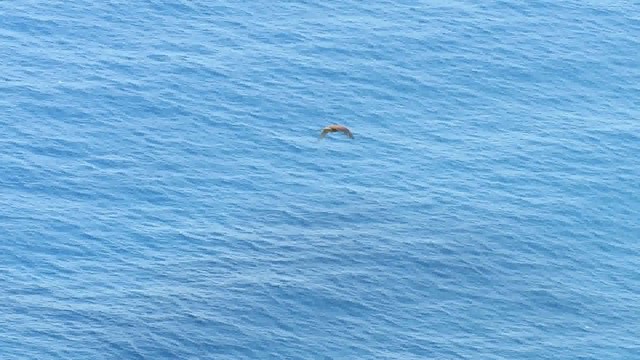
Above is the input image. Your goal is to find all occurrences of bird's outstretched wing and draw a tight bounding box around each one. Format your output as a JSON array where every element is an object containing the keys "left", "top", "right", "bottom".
[
  {"left": 341, "top": 128, "right": 354, "bottom": 138},
  {"left": 319, "top": 128, "right": 331, "bottom": 139}
]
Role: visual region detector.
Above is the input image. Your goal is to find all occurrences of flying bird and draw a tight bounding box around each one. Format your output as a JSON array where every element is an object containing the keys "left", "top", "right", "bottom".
[{"left": 319, "top": 124, "right": 354, "bottom": 139}]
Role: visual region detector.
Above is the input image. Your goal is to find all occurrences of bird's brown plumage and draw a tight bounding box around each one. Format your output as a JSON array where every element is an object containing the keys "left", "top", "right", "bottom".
[{"left": 319, "top": 124, "right": 354, "bottom": 139}]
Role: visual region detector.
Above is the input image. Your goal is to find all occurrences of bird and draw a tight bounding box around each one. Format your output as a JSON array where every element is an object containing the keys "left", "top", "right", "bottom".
[{"left": 319, "top": 124, "right": 354, "bottom": 139}]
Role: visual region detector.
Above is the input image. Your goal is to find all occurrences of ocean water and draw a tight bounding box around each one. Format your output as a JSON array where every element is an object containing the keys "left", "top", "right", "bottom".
[{"left": 1, "top": 1, "right": 639, "bottom": 358}]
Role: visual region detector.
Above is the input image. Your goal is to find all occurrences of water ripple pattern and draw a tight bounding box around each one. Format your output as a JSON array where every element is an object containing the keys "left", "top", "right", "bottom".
[{"left": 1, "top": 1, "right": 639, "bottom": 359}]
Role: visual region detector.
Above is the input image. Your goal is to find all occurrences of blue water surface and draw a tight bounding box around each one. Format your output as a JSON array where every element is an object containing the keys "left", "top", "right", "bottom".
[{"left": 1, "top": 1, "right": 639, "bottom": 359}]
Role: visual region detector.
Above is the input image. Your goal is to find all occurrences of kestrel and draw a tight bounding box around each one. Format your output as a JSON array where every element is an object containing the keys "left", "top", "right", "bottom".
[{"left": 319, "top": 124, "right": 354, "bottom": 139}]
